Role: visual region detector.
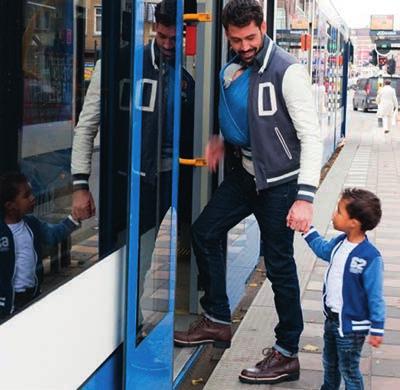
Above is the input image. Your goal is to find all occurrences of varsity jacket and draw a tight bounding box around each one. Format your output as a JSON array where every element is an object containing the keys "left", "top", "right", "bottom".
[
  {"left": 303, "top": 228, "right": 385, "bottom": 337},
  {"left": 0, "top": 215, "right": 79, "bottom": 317},
  {"left": 221, "top": 35, "right": 322, "bottom": 203},
  {"left": 71, "top": 39, "right": 195, "bottom": 190}
]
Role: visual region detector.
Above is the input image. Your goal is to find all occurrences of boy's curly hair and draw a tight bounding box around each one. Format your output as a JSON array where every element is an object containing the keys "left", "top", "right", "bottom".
[
  {"left": 0, "top": 172, "right": 28, "bottom": 213},
  {"left": 341, "top": 188, "right": 382, "bottom": 232}
]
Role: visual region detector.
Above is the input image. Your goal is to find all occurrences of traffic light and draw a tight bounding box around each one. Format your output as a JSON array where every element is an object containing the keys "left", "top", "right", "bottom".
[
  {"left": 378, "top": 56, "right": 387, "bottom": 67},
  {"left": 369, "top": 49, "right": 377, "bottom": 66},
  {"left": 387, "top": 58, "right": 396, "bottom": 75}
]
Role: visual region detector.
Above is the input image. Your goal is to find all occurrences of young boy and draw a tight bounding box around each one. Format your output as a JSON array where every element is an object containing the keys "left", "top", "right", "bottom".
[
  {"left": 303, "top": 188, "right": 385, "bottom": 390},
  {"left": 0, "top": 172, "right": 80, "bottom": 318}
]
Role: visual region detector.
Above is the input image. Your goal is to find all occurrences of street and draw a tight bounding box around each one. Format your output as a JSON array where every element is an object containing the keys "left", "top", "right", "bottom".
[{"left": 202, "top": 99, "right": 400, "bottom": 390}]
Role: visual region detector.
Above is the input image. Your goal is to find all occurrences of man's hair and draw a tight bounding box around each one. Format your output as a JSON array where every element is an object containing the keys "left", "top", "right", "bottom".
[
  {"left": 0, "top": 172, "right": 28, "bottom": 213},
  {"left": 222, "top": 0, "right": 264, "bottom": 29},
  {"left": 155, "top": 0, "right": 177, "bottom": 27},
  {"left": 341, "top": 188, "right": 382, "bottom": 232},
  {"left": 384, "top": 79, "right": 391, "bottom": 85}
]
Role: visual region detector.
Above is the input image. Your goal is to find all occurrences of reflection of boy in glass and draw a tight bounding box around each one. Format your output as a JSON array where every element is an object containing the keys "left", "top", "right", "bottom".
[{"left": 0, "top": 173, "right": 80, "bottom": 319}]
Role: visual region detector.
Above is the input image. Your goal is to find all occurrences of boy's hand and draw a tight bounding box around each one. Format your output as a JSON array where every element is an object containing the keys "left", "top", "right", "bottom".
[{"left": 368, "top": 335, "right": 383, "bottom": 348}]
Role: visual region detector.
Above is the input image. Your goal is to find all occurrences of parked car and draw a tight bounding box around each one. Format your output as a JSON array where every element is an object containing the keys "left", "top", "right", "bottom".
[{"left": 353, "top": 76, "right": 400, "bottom": 112}]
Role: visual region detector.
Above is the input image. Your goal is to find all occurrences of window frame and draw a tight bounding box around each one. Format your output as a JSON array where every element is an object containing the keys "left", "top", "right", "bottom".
[{"left": 94, "top": 6, "right": 102, "bottom": 36}]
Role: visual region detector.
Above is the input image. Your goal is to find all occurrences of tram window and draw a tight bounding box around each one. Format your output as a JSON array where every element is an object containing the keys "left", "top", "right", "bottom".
[
  {"left": 134, "top": 1, "right": 176, "bottom": 344},
  {"left": 0, "top": 0, "right": 122, "bottom": 324}
]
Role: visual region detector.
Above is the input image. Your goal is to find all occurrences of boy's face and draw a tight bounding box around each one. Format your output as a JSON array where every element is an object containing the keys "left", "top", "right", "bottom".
[
  {"left": 332, "top": 198, "right": 359, "bottom": 233},
  {"left": 8, "top": 182, "right": 36, "bottom": 218}
]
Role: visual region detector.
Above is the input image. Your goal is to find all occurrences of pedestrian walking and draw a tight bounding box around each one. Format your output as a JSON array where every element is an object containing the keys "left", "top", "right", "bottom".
[
  {"left": 303, "top": 188, "right": 385, "bottom": 390},
  {"left": 174, "top": 0, "right": 322, "bottom": 385},
  {"left": 377, "top": 80, "right": 398, "bottom": 134}
]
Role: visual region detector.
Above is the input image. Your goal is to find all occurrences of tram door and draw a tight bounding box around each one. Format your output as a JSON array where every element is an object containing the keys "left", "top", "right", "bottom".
[{"left": 123, "top": 1, "right": 185, "bottom": 388}]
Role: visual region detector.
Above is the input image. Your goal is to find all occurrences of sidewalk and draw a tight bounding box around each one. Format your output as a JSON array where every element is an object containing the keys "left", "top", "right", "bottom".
[{"left": 204, "top": 111, "right": 400, "bottom": 390}]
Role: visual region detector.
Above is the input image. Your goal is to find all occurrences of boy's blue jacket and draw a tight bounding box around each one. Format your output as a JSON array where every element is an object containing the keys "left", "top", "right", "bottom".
[
  {"left": 0, "top": 215, "right": 78, "bottom": 317},
  {"left": 303, "top": 228, "right": 385, "bottom": 337}
]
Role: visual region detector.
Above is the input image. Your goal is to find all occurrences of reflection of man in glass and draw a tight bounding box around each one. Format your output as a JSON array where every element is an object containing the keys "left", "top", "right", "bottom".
[
  {"left": 70, "top": 0, "right": 194, "bottom": 334},
  {"left": 71, "top": 0, "right": 194, "bottom": 229}
]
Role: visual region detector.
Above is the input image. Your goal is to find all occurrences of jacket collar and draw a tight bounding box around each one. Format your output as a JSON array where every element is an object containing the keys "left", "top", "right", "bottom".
[
  {"left": 151, "top": 39, "right": 160, "bottom": 70},
  {"left": 150, "top": 38, "right": 176, "bottom": 71},
  {"left": 254, "top": 35, "right": 275, "bottom": 74}
]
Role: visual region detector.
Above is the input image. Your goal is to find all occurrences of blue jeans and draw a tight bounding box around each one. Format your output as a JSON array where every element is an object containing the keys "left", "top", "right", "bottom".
[
  {"left": 321, "top": 318, "right": 365, "bottom": 390},
  {"left": 191, "top": 167, "right": 303, "bottom": 354}
]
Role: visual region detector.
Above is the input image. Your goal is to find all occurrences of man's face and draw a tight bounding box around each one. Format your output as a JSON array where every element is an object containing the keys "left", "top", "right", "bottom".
[
  {"left": 225, "top": 20, "right": 266, "bottom": 64},
  {"left": 155, "top": 23, "right": 176, "bottom": 59}
]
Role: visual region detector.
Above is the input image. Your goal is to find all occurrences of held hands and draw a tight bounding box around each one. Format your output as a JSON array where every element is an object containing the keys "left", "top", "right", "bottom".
[
  {"left": 286, "top": 200, "right": 313, "bottom": 233},
  {"left": 72, "top": 189, "right": 96, "bottom": 221},
  {"left": 368, "top": 335, "right": 383, "bottom": 348},
  {"left": 205, "top": 135, "right": 224, "bottom": 172}
]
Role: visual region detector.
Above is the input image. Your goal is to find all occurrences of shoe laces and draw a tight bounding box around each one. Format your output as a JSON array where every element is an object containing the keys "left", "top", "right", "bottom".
[
  {"left": 188, "top": 315, "right": 209, "bottom": 333},
  {"left": 256, "top": 348, "right": 281, "bottom": 368}
]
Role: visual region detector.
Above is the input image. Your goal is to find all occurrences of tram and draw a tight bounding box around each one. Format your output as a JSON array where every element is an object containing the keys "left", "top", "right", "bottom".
[{"left": 0, "top": 1, "right": 349, "bottom": 389}]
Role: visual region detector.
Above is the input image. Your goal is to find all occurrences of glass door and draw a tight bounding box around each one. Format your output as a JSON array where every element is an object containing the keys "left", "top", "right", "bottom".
[{"left": 124, "top": 1, "right": 183, "bottom": 388}]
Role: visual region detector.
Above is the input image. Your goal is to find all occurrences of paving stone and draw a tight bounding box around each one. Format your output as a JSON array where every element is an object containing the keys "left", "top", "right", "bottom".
[
  {"left": 380, "top": 330, "right": 400, "bottom": 345},
  {"left": 303, "top": 290, "right": 323, "bottom": 301},
  {"left": 387, "top": 306, "right": 400, "bottom": 318},
  {"left": 372, "top": 344, "right": 400, "bottom": 360},
  {"left": 276, "top": 369, "right": 322, "bottom": 389},
  {"left": 302, "top": 299, "right": 323, "bottom": 312},
  {"left": 385, "top": 264, "right": 400, "bottom": 272},
  {"left": 303, "top": 323, "right": 324, "bottom": 338},
  {"left": 371, "top": 375, "right": 400, "bottom": 388},
  {"left": 386, "top": 296, "right": 400, "bottom": 308},
  {"left": 386, "top": 318, "right": 400, "bottom": 331},
  {"left": 303, "top": 310, "right": 325, "bottom": 324},
  {"left": 383, "top": 271, "right": 400, "bottom": 279},
  {"left": 307, "top": 281, "right": 323, "bottom": 291},
  {"left": 372, "top": 358, "right": 400, "bottom": 377},
  {"left": 384, "top": 279, "right": 400, "bottom": 288},
  {"left": 298, "top": 352, "right": 323, "bottom": 371},
  {"left": 382, "top": 284, "right": 399, "bottom": 296}
]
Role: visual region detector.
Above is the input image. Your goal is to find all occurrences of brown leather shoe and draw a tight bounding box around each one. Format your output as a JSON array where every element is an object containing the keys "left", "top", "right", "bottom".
[
  {"left": 174, "top": 315, "right": 231, "bottom": 348},
  {"left": 239, "top": 347, "right": 300, "bottom": 385}
]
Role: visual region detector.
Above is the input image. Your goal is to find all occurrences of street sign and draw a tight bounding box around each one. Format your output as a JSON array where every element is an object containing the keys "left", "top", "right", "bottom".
[{"left": 376, "top": 41, "right": 400, "bottom": 51}]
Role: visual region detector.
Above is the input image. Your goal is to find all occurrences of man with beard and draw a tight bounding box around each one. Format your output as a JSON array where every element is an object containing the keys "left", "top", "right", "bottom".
[{"left": 174, "top": 0, "right": 321, "bottom": 385}]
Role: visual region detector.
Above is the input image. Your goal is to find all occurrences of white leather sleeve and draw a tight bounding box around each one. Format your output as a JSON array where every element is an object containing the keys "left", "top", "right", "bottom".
[
  {"left": 71, "top": 60, "right": 101, "bottom": 176},
  {"left": 282, "top": 63, "right": 323, "bottom": 189}
]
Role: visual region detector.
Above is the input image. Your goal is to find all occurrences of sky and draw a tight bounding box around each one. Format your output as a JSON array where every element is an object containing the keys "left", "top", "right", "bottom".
[{"left": 333, "top": 0, "right": 400, "bottom": 29}]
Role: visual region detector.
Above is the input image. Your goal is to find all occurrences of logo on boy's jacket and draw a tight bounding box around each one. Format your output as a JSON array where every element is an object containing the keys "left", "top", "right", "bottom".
[
  {"left": 0, "top": 236, "right": 10, "bottom": 252},
  {"left": 350, "top": 257, "right": 367, "bottom": 274}
]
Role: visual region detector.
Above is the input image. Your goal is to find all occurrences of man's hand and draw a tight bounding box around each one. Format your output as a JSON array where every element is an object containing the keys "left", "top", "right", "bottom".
[
  {"left": 72, "top": 189, "right": 96, "bottom": 221},
  {"left": 368, "top": 335, "right": 383, "bottom": 348},
  {"left": 286, "top": 200, "right": 313, "bottom": 233},
  {"left": 205, "top": 135, "right": 224, "bottom": 172}
]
